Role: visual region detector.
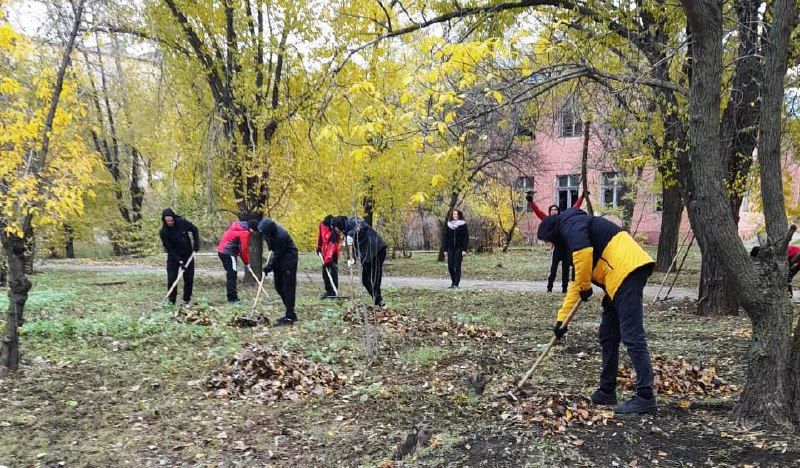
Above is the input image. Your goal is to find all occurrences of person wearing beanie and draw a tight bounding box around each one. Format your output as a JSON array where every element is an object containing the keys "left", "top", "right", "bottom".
[
  {"left": 443, "top": 210, "right": 469, "bottom": 288},
  {"left": 216, "top": 219, "right": 252, "bottom": 303},
  {"left": 252, "top": 218, "right": 299, "bottom": 326},
  {"left": 526, "top": 190, "right": 587, "bottom": 293},
  {"left": 159, "top": 208, "right": 200, "bottom": 305},
  {"left": 537, "top": 208, "right": 657, "bottom": 415},
  {"left": 316, "top": 215, "right": 341, "bottom": 299}
]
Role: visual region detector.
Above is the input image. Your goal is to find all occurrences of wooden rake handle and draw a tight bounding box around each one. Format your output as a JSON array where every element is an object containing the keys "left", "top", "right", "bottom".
[
  {"left": 514, "top": 299, "right": 583, "bottom": 392},
  {"left": 163, "top": 252, "right": 196, "bottom": 302}
]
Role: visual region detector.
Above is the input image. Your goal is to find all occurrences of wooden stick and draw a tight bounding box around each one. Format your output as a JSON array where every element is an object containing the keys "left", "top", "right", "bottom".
[
  {"left": 663, "top": 235, "right": 695, "bottom": 301},
  {"left": 513, "top": 299, "right": 583, "bottom": 392},
  {"left": 248, "top": 268, "right": 267, "bottom": 315},
  {"left": 163, "top": 252, "right": 195, "bottom": 304},
  {"left": 652, "top": 229, "right": 691, "bottom": 305},
  {"left": 319, "top": 253, "right": 339, "bottom": 297}
]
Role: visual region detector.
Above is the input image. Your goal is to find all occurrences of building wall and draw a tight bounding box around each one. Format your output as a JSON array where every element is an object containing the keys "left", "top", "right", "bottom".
[{"left": 513, "top": 115, "right": 800, "bottom": 245}]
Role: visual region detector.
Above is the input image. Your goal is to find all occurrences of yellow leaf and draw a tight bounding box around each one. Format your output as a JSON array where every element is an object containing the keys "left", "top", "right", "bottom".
[{"left": 492, "top": 90, "right": 503, "bottom": 105}]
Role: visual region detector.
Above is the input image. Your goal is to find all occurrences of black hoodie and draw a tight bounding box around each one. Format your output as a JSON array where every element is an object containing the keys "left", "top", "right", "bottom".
[
  {"left": 257, "top": 218, "right": 298, "bottom": 270},
  {"left": 159, "top": 208, "right": 200, "bottom": 260},
  {"left": 344, "top": 217, "right": 387, "bottom": 263}
]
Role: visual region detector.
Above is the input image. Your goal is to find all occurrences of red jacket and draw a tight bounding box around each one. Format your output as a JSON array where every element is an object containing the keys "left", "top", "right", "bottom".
[
  {"left": 217, "top": 221, "right": 251, "bottom": 265},
  {"left": 789, "top": 245, "right": 800, "bottom": 260},
  {"left": 317, "top": 222, "right": 340, "bottom": 264},
  {"left": 529, "top": 195, "right": 585, "bottom": 221}
]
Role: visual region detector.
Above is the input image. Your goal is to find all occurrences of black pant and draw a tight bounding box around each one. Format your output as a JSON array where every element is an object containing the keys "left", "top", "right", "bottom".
[
  {"left": 322, "top": 255, "right": 339, "bottom": 296},
  {"left": 274, "top": 260, "right": 298, "bottom": 320},
  {"left": 447, "top": 248, "right": 464, "bottom": 286},
  {"left": 548, "top": 248, "right": 571, "bottom": 292},
  {"left": 218, "top": 253, "right": 239, "bottom": 301},
  {"left": 598, "top": 266, "right": 655, "bottom": 398},
  {"left": 166, "top": 255, "right": 195, "bottom": 304},
  {"left": 362, "top": 247, "right": 387, "bottom": 306}
]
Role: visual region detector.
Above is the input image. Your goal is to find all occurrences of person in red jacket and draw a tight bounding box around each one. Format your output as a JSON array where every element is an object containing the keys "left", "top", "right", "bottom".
[
  {"left": 217, "top": 220, "right": 251, "bottom": 304},
  {"left": 316, "top": 215, "right": 341, "bottom": 299},
  {"left": 750, "top": 244, "right": 800, "bottom": 293},
  {"left": 526, "top": 190, "right": 588, "bottom": 293}
]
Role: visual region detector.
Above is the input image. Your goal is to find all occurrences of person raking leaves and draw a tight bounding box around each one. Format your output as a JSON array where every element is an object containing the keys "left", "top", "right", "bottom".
[
  {"left": 537, "top": 207, "right": 657, "bottom": 414},
  {"left": 159, "top": 208, "right": 200, "bottom": 306}
]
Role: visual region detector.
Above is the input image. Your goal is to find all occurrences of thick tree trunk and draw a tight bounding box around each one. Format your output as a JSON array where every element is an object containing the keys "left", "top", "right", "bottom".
[
  {"left": 65, "top": 224, "right": 75, "bottom": 259},
  {"left": 0, "top": 229, "right": 32, "bottom": 371},
  {"left": 681, "top": 0, "right": 796, "bottom": 428},
  {"left": 697, "top": 246, "right": 740, "bottom": 315},
  {"left": 655, "top": 181, "right": 683, "bottom": 271}
]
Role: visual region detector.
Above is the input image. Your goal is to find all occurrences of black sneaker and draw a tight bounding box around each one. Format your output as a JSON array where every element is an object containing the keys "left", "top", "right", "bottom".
[
  {"left": 590, "top": 389, "right": 618, "bottom": 405},
  {"left": 614, "top": 395, "right": 657, "bottom": 414},
  {"left": 274, "top": 316, "right": 296, "bottom": 327}
]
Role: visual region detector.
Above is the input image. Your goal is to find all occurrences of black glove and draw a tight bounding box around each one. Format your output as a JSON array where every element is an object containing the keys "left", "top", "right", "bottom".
[
  {"left": 582, "top": 190, "right": 590, "bottom": 198},
  {"left": 316, "top": 247, "right": 321, "bottom": 255},
  {"left": 525, "top": 194, "right": 533, "bottom": 203},
  {"left": 193, "top": 245, "right": 200, "bottom": 252},
  {"left": 263, "top": 265, "right": 273, "bottom": 275},
  {"left": 580, "top": 288, "right": 593, "bottom": 301},
  {"left": 553, "top": 321, "right": 568, "bottom": 340}
]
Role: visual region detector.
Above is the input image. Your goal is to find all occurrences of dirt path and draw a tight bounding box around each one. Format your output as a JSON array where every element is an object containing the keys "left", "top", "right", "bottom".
[{"left": 36, "top": 261, "right": 699, "bottom": 299}]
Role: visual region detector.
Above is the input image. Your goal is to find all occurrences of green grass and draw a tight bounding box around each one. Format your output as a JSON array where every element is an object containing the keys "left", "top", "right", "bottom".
[{"left": 0, "top": 266, "right": 791, "bottom": 467}]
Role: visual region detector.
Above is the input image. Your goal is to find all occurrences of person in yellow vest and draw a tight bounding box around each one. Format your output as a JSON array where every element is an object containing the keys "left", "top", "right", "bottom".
[{"left": 537, "top": 208, "right": 657, "bottom": 414}]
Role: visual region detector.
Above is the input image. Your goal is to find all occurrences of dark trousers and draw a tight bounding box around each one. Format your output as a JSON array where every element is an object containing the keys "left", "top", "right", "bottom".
[
  {"left": 218, "top": 253, "right": 239, "bottom": 301},
  {"left": 166, "top": 256, "right": 195, "bottom": 304},
  {"left": 447, "top": 249, "right": 464, "bottom": 286},
  {"left": 598, "top": 266, "right": 655, "bottom": 398},
  {"left": 323, "top": 255, "right": 339, "bottom": 296},
  {"left": 274, "top": 260, "right": 298, "bottom": 320},
  {"left": 548, "top": 248, "right": 571, "bottom": 292},
  {"left": 362, "top": 247, "right": 387, "bottom": 306}
]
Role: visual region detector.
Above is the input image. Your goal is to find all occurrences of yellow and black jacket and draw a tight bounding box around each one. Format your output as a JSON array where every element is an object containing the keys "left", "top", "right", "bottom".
[{"left": 537, "top": 209, "right": 654, "bottom": 321}]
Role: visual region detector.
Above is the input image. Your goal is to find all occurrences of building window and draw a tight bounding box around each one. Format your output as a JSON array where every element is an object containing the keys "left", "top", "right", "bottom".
[
  {"left": 557, "top": 174, "right": 580, "bottom": 211},
  {"left": 559, "top": 103, "right": 582, "bottom": 138},
  {"left": 514, "top": 176, "right": 534, "bottom": 212},
  {"left": 601, "top": 172, "right": 625, "bottom": 207}
]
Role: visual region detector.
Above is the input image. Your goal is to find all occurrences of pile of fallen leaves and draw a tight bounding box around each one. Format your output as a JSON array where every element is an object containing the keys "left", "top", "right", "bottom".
[
  {"left": 174, "top": 305, "right": 213, "bottom": 326},
  {"left": 496, "top": 391, "right": 613, "bottom": 434},
  {"left": 206, "top": 344, "right": 346, "bottom": 402},
  {"left": 228, "top": 312, "right": 270, "bottom": 328},
  {"left": 619, "top": 357, "right": 737, "bottom": 397},
  {"left": 341, "top": 305, "right": 501, "bottom": 341}
]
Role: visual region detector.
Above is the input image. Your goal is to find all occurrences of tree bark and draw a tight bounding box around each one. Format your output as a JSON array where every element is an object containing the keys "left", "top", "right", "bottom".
[
  {"left": 0, "top": 229, "right": 31, "bottom": 371},
  {"left": 438, "top": 192, "right": 459, "bottom": 262},
  {"left": 580, "top": 119, "right": 593, "bottom": 216},
  {"left": 655, "top": 181, "right": 683, "bottom": 271},
  {"left": 681, "top": 0, "right": 797, "bottom": 428},
  {"left": 65, "top": 224, "right": 75, "bottom": 259},
  {"left": 697, "top": 244, "right": 740, "bottom": 315}
]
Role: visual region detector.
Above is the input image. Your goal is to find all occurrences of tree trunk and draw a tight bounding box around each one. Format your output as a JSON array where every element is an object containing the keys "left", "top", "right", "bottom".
[
  {"left": 0, "top": 228, "right": 32, "bottom": 371},
  {"left": 438, "top": 192, "right": 459, "bottom": 262},
  {"left": 655, "top": 181, "right": 683, "bottom": 271},
  {"left": 65, "top": 224, "right": 75, "bottom": 259},
  {"left": 246, "top": 229, "right": 264, "bottom": 286},
  {"left": 681, "top": 0, "right": 797, "bottom": 428},
  {"left": 580, "top": 119, "right": 593, "bottom": 216},
  {"left": 697, "top": 247, "right": 740, "bottom": 315}
]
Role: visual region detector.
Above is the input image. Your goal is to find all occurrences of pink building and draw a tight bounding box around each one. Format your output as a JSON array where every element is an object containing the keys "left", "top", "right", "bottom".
[{"left": 514, "top": 104, "right": 800, "bottom": 244}]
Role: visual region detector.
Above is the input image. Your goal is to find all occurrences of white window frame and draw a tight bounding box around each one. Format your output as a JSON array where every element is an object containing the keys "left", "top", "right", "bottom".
[
  {"left": 601, "top": 172, "right": 623, "bottom": 207},
  {"left": 556, "top": 174, "right": 580, "bottom": 211}
]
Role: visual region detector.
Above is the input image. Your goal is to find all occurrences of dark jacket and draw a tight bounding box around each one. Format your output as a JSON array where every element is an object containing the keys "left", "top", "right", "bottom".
[
  {"left": 537, "top": 208, "right": 654, "bottom": 320},
  {"left": 257, "top": 218, "right": 298, "bottom": 270},
  {"left": 444, "top": 222, "right": 469, "bottom": 251},
  {"left": 344, "top": 217, "right": 387, "bottom": 263},
  {"left": 159, "top": 208, "right": 199, "bottom": 260}
]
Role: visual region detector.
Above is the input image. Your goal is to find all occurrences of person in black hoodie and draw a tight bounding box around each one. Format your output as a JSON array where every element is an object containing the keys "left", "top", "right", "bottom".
[
  {"left": 159, "top": 208, "right": 200, "bottom": 305},
  {"left": 253, "top": 218, "right": 299, "bottom": 326},
  {"left": 333, "top": 216, "right": 388, "bottom": 307},
  {"left": 443, "top": 209, "right": 469, "bottom": 288}
]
